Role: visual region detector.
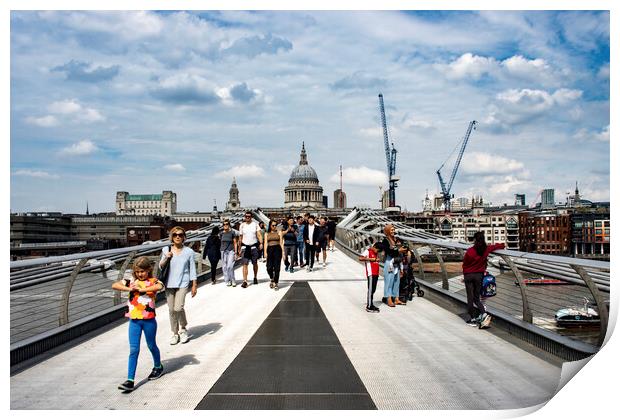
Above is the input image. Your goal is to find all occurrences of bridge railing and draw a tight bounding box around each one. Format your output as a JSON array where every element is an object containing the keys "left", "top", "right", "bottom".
[
  {"left": 335, "top": 225, "right": 610, "bottom": 351},
  {"left": 9, "top": 215, "right": 247, "bottom": 365}
]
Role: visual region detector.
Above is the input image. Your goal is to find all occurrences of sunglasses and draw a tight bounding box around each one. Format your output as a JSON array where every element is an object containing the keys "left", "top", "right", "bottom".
[
  {"left": 270, "top": 224, "right": 276, "bottom": 227},
  {"left": 223, "top": 223, "right": 230, "bottom": 226},
  {"left": 172, "top": 233, "right": 185, "bottom": 238}
]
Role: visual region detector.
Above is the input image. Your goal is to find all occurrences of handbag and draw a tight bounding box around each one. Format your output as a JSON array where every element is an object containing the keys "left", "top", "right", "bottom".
[{"left": 157, "top": 245, "right": 172, "bottom": 287}]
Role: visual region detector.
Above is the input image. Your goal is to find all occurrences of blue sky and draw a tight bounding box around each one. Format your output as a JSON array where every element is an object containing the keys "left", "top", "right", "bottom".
[{"left": 9, "top": 10, "right": 610, "bottom": 213}]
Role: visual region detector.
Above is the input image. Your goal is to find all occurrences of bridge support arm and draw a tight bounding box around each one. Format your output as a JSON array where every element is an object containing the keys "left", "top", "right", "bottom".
[
  {"left": 411, "top": 247, "right": 425, "bottom": 280},
  {"left": 501, "top": 256, "right": 533, "bottom": 323},
  {"left": 570, "top": 265, "right": 609, "bottom": 347},
  {"left": 59, "top": 258, "right": 90, "bottom": 326},
  {"left": 430, "top": 245, "right": 449, "bottom": 290}
]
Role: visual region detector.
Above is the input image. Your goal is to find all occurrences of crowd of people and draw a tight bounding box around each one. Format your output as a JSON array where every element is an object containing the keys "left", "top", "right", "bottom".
[
  {"left": 113, "top": 217, "right": 503, "bottom": 392},
  {"left": 201, "top": 211, "right": 338, "bottom": 290}
]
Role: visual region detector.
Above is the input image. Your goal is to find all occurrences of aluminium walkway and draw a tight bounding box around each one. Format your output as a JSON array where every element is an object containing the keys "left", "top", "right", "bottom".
[{"left": 10, "top": 248, "right": 561, "bottom": 410}]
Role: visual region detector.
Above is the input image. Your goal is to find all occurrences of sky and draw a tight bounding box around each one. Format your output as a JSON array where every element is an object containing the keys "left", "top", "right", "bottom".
[{"left": 9, "top": 9, "right": 610, "bottom": 213}]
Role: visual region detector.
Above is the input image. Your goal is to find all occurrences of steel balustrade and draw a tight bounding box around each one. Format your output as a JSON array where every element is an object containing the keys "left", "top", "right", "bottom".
[
  {"left": 10, "top": 213, "right": 247, "bottom": 363},
  {"left": 335, "top": 208, "right": 610, "bottom": 348}
]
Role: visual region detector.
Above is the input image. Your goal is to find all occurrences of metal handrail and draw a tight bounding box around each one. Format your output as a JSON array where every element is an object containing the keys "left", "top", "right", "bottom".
[{"left": 336, "top": 220, "right": 609, "bottom": 347}]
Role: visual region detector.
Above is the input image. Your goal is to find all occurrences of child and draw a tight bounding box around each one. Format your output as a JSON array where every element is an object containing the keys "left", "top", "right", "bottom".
[
  {"left": 359, "top": 242, "right": 382, "bottom": 313},
  {"left": 112, "top": 256, "right": 165, "bottom": 392}
]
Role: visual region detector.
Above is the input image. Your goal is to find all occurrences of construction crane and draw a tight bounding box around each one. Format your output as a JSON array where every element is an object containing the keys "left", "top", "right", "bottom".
[
  {"left": 378, "top": 93, "right": 399, "bottom": 208},
  {"left": 436, "top": 120, "right": 477, "bottom": 211}
]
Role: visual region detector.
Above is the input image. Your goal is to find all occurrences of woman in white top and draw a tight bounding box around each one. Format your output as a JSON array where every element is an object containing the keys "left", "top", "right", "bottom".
[{"left": 159, "top": 226, "right": 197, "bottom": 345}]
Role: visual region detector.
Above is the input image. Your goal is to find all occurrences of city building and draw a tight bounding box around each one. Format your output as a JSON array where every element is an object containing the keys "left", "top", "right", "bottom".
[
  {"left": 284, "top": 142, "right": 325, "bottom": 209},
  {"left": 571, "top": 209, "right": 610, "bottom": 257},
  {"left": 116, "top": 191, "right": 177, "bottom": 216},
  {"left": 10, "top": 213, "right": 74, "bottom": 246},
  {"left": 434, "top": 213, "right": 517, "bottom": 249},
  {"left": 515, "top": 194, "right": 526, "bottom": 206},
  {"left": 541, "top": 188, "right": 555, "bottom": 209},
  {"left": 333, "top": 189, "right": 347, "bottom": 209},
  {"left": 226, "top": 178, "right": 240, "bottom": 211},
  {"left": 518, "top": 211, "right": 571, "bottom": 254}
]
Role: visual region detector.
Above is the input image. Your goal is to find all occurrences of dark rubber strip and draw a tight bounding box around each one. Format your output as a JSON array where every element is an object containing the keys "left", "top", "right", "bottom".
[{"left": 196, "top": 282, "right": 376, "bottom": 410}]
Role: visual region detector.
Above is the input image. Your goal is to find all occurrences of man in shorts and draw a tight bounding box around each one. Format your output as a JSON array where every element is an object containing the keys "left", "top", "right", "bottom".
[{"left": 238, "top": 211, "right": 263, "bottom": 288}]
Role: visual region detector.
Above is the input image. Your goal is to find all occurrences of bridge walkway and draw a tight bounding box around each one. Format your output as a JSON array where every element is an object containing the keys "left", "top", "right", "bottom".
[{"left": 10, "top": 248, "right": 561, "bottom": 410}]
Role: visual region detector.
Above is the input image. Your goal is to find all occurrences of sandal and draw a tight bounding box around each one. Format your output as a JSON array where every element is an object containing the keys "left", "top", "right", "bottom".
[
  {"left": 241, "top": 281, "right": 248, "bottom": 288},
  {"left": 270, "top": 282, "right": 275, "bottom": 289}
]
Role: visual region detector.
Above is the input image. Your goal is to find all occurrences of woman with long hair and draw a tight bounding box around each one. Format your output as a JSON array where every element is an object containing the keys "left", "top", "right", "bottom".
[
  {"left": 203, "top": 226, "right": 221, "bottom": 285},
  {"left": 264, "top": 219, "right": 284, "bottom": 290},
  {"left": 159, "top": 226, "right": 197, "bottom": 345},
  {"left": 381, "top": 224, "right": 407, "bottom": 307},
  {"left": 462, "top": 232, "right": 505, "bottom": 328}
]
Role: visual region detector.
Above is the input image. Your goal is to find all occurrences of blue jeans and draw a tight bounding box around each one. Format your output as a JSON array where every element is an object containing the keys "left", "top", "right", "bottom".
[
  {"left": 383, "top": 257, "right": 401, "bottom": 298},
  {"left": 128, "top": 318, "right": 161, "bottom": 381},
  {"left": 296, "top": 241, "right": 305, "bottom": 265}
]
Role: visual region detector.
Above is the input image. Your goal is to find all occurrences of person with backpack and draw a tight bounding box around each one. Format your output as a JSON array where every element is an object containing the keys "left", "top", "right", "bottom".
[
  {"left": 462, "top": 232, "right": 505, "bottom": 328},
  {"left": 203, "top": 226, "right": 221, "bottom": 285}
]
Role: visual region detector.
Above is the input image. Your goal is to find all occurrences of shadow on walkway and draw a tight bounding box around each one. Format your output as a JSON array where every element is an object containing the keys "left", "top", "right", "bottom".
[{"left": 189, "top": 322, "right": 222, "bottom": 340}]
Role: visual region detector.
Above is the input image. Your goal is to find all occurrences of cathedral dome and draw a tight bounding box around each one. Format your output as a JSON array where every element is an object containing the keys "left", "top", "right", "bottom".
[{"left": 288, "top": 142, "right": 319, "bottom": 183}]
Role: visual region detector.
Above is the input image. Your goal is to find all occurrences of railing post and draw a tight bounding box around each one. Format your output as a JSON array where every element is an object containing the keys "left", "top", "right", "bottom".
[
  {"left": 430, "top": 245, "right": 449, "bottom": 290},
  {"left": 570, "top": 265, "right": 609, "bottom": 347},
  {"left": 411, "top": 247, "right": 425, "bottom": 280},
  {"left": 113, "top": 251, "right": 137, "bottom": 305},
  {"left": 501, "top": 256, "right": 533, "bottom": 323},
  {"left": 59, "top": 258, "right": 89, "bottom": 326}
]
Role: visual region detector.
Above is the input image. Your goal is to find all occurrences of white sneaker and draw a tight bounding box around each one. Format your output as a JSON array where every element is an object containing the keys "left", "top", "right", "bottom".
[
  {"left": 232, "top": 282, "right": 237, "bottom": 287},
  {"left": 479, "top": 314, "right": 492, "bottom": 329},
  {"left": 179, "top": 329, "right": 189, "bottom": 344},
  {"left": 323, "top": 262, "right": 327, "bottom": 267},
  {"left": 170, "top": 334, "right": 180, "bottom": 345}
]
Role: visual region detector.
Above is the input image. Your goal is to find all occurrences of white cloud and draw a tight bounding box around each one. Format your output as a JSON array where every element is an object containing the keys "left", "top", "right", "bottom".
[
  {"left": 48, "top": 99, "right": 105, "bottom": 122},
  {"left": 164, "top": 163, "right": 186, "bottom": 172},
  {"left": 461, "top": 152, "right": 525, "bottom": 176},
  {"left": 438, "top": 53, "right": 499, "bottom": 80},
  {"left": 59, "top": 139, "right": 99, "bottom": 156},
  {"left": 598, "top": 64, "right": 610, "bottom": 80},
  {"left": 49, "top": 99, "right": 82, "bottom": 114},
  {"left": 214, "top": 165, "right": 265, "bottom": 179},
  {"left": 329, "top": 166, "right": 387, "bottom": 187},
  {"left": 25, "top": 115, "right": 58, "bottom": 127},
  {"left": 574, "top": 125, "right": 609, "bottom": 142},
  {"left": 402, "top": 116, "right": 435, "bottom": 130},
  {"left": 13, "top": 169, "right": 59, "bottom": 179}
]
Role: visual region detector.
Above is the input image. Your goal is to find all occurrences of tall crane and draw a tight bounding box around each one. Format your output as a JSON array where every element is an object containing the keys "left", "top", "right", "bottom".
[
  {"left": 436, "top": 120, "right": 477, "bottom": 211},
  {"left": 378, "top": 93, "right": 399, "bottom": 208}
]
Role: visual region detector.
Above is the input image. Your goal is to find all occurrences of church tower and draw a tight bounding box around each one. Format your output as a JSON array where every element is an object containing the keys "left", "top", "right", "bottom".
[{"left": 226, "top": 178, "right": 240, "bottom": 211}]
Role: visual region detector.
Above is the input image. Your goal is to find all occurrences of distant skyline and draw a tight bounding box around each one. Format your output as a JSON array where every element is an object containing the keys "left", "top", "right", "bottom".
[{"left": 10, "top": 10, "right": 610, "bottom": 213}]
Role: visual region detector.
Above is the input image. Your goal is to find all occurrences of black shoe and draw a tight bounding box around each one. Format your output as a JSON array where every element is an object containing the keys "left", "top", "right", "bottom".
[
  {"left": 369, "top": 305, "right": 380, "bottom": 313},
  {"left": 211, "top": 280, "right": 216, "bottom": 285},
  {"left": 241, "top": 281, "right": 248, "bottom": 288},
  {"left": 381, "top": 297, "right": 388, "bottom": 304},
  {"left": 253, "top": 278, "right": 258, "bottom": 285},
  {"left": 148, "top": 365, "right": 164, "bottom": 380},
  {"left": 118, "top": 380, "right": 134, "bottom": 391}
]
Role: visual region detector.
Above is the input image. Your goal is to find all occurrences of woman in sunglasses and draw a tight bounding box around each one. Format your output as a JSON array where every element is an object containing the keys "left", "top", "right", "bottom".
[
  {"left": 264, "top": 219, "right": 284, "bottom": 290},
  {"left": 159, "top": 226, "right": 197, "bottom": 345}
]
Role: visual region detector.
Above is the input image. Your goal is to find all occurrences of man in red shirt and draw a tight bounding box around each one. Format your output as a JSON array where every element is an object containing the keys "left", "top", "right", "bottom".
[
  {"left": 359, "top": 242, "right": 382, "bottom": 313},
  {"left": 462, "top": 232, "right": 505, "bottom": 328}
]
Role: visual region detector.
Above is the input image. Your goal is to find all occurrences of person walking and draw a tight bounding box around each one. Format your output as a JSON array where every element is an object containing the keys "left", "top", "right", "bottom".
[
  {"left": 316, "top": 216, "right": 330, "bottom": 267},
  {"left": 238, "top": 211, "right": 263, "bottom": 288},
  {"left": 264, "top": 220, "right": 284, "bottom": 290},
  {"left": 462, "top": 232, "right": 505, "bottom": 328},
  {"left": 381, "top": 224, "right": 407, "bottom": 308},
  {"left": 220, "top": 219, "right": 238, "bottom": 287},
  {"left": 295, "top": 215, "right": 306, "bottom": 268},
  {"left": 327, "top": 217, "right": 337, "bottom": 251},
  {"left": 282, "top": 216, "right": 298, "bottom": 273},
  {"left": 159, "top": 226, "right": 197, "bottom": 345},
  {"left": 203, "top": 227, "right": 221, "bottom": 285},
  {"left": 113, "top": 257, "right": 164, "bottom": 392},
  {"left": 258, "top": 221, "right": 267, "bottom": 262},
  {"left": 303, "top": 215, "right": 321, "bottom": 272},
  {"left": 359, "top": 242, "right": 383, "bottom": 313}
]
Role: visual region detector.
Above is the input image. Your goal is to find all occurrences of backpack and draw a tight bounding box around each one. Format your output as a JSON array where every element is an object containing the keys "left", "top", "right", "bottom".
[{"left": 481, "top": 272, "right": 497, "bottom": 297}]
